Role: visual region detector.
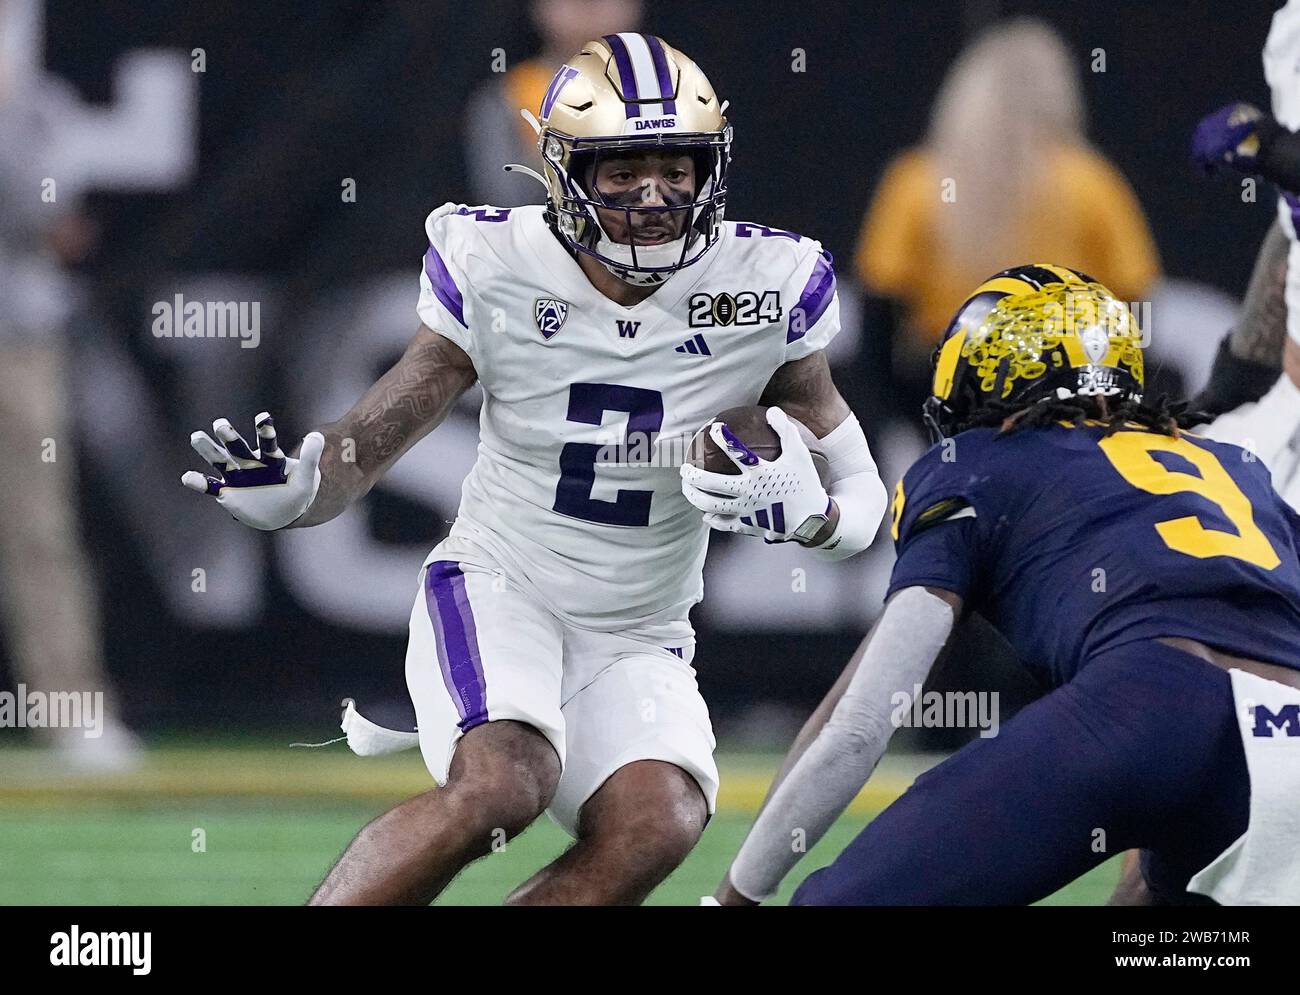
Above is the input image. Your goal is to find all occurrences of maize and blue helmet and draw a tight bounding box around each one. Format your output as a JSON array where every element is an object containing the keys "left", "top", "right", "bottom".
[{"left": 923, "top": 264, "right": 1146, "bottom": 442}]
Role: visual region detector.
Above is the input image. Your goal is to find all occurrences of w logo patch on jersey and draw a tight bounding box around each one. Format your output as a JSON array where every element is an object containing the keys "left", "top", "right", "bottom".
[{"left": 534, "top": 298, "right": 569, "bottom": 339}]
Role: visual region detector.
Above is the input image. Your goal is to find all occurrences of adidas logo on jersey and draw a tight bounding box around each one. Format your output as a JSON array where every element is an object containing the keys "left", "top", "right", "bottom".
[{"left": 675, "top": 333, "right": 711, "bottom": 356}]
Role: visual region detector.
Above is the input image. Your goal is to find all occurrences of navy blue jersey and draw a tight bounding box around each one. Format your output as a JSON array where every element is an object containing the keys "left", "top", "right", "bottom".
[{"left": 886, "top": 421, "right": 1300, "bottom": 685}]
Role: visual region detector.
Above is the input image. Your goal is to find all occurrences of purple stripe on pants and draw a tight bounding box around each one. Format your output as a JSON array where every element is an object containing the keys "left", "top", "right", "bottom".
[{"left": 425, "top": 561, "right": 489, "bottom": 732}]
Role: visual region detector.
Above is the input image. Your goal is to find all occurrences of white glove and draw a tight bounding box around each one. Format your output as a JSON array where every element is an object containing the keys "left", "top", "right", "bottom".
[
  {"left": 680, "top": 407, "right": 831, "bottom": 543},
  {"left": 181, "top": 412, "right": 323, "bottom": 531}
]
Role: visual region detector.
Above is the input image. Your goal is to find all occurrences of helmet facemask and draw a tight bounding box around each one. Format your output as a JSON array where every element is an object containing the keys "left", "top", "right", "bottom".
[{"left": 541, "top": 129, "right": 730, "bottom": 286}]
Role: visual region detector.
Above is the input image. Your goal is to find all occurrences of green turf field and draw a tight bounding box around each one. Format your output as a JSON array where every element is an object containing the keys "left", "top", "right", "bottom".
[{"left": 0, "top": 740, "right": 1119, "bottom": 905}]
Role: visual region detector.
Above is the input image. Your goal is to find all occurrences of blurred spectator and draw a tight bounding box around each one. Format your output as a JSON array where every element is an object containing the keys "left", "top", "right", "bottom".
[
  {"left": 854, "top": 17, "right": 1161, "bottom": 413},
  {"left": 464, "top": 0, "right": 643, "bottom": 206},
  {"left": 0, "top": 20, "right": 138, "bottom": 767},
  {"left": 852, "top": 18, "right": 1163, "bottom": 750}
]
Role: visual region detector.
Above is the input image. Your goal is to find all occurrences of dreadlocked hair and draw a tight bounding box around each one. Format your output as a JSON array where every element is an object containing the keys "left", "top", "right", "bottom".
[{"left": 964, "top": 394, "right": 1203, "bottom": 438}]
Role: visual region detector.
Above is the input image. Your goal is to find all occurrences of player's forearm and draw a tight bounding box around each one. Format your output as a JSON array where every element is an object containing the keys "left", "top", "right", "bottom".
[
  {"left": 1193, "top": 222, "right": 1290, "bottom": 419},
  {"left": 1228, "top": 220, "right": 1289, "bottom": 366},
  {"left": 287, "top": 423, "right": 370, "bottom": 527},
  {"left": 761, "top": 352, "right": 887, "bottom": 557},
  {"left": 759, "top": 350, "right": 851, "bottom": 435},
  {"left": 720, "top": 645, "right": 875, "bottom": 903},
  {"left": 725, "top": 587, "right": 959, "bottom": 903},
  {"left": 754, "top": 627, "right": 871, "bottom": 810},
  {"left": 707, "top": 618, "right": 876, "bottom": 902},
  {"left": 721, "top": 624, "right": 875, "bottom": 903},
  {"left": 755, "top": 585, "right": 962, "bottom": 808},
  {"left": 290, "top": 326, "right": 476, "bottom": 528}
]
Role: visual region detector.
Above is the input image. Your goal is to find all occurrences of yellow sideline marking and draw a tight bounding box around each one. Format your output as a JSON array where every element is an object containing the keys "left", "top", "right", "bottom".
[{"left": 0, "top": 746, "right": 927, "bottom": 814}]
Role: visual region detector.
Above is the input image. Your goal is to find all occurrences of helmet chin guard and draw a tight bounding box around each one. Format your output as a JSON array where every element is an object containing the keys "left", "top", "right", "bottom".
[
  {"left": 532, "top": 33, "right": 731, "bottom": 285},
  {"left": 593, "top": 230, "right": 691, "bottom": 287}
]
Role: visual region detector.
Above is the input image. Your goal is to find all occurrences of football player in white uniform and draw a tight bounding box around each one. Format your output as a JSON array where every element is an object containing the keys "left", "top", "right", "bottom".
[
  {"left": 180, "top": 33, "right": 888, "bottom": 905},
  {"left": 1189, "top": 0, "right": 1300, "bottom": 508},
  {"left": 1088, "top": 0, "right": 1300, "bottom": 905}
]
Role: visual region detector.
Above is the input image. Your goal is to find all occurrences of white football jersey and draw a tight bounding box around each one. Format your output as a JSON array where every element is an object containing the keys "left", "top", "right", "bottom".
[
  {"left": 416, "top": 203, "right": 840, "bottom": 635},
  {"left": 1264, "top": 0, "right": 1300, "bottom": 342},
  {"left": 1231, "top": 1, "right": 1300, "bottom": 514}
]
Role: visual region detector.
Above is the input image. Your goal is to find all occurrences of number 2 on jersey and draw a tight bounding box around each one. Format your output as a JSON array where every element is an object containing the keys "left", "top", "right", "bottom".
[
  {"left": 553, "top": 383, "right": 663, "bottom": 527},
  {"left": 1097, "top": 431, "right": 1281, "bottom": 569}
]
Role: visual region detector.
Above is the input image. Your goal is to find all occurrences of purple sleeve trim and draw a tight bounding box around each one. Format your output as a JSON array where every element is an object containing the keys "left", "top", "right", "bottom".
[
  {"left": 787, "top": 250, "right": 836, "bottom": 344},
  {"left": 423, "top": 242, "right": 467, "bottom": 329}
]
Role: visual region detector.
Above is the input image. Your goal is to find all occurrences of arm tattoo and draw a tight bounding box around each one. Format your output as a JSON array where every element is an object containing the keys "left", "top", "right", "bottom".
[
  {"left": 1229, "top": 220, "right": 1290, "bottom": 365},
  {"left": 758, "top": 351, "right": 852, "bottom": 437},
  {"left": 291, "top": 325, "right": 476, "bottom": 527}
]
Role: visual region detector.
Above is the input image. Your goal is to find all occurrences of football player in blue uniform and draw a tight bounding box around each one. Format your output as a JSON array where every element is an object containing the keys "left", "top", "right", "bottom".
[{"left": 712, "top": 264, "right": 1300, "bottom": 906}]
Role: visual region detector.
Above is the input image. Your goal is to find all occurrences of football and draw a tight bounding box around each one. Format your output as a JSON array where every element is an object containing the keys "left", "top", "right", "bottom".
[{"left": 686, "top": 405, "right": 832, "bottom": 484}]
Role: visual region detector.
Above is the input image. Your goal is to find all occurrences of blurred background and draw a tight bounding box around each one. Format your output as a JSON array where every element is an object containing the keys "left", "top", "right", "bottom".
[{"left": 0, "top": 0, "right": 1282, "bottom": 903}]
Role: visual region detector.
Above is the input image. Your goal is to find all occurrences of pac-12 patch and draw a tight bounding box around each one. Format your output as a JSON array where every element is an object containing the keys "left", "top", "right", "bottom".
[{"left": 534, "top": 298, "right": 569, "bottom": 339}]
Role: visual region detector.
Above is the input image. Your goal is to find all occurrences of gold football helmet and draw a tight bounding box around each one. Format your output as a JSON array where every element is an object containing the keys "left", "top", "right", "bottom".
[
  {"left": 923, "top": 264, "right": 1145, "bottom": 441},
  {"left": 530, "top": 33, "right": 731, "bottom": 286}
]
